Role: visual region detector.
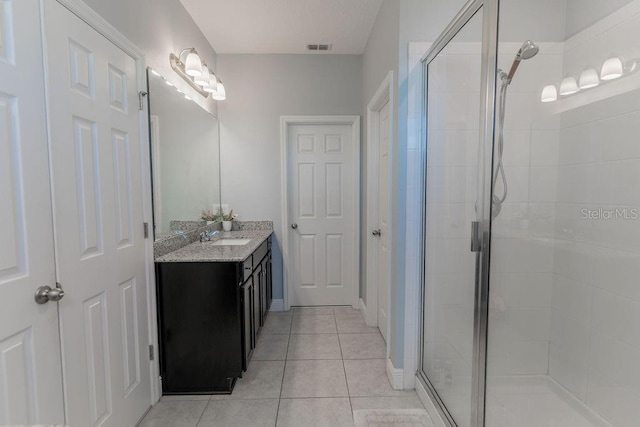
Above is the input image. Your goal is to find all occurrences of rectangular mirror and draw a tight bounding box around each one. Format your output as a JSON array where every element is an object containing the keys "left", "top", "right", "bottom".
[{"left": 147, "top": 68, "right": 222, "bottom": 241}]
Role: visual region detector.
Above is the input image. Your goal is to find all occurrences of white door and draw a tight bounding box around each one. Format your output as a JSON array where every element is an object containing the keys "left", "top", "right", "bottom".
[
  {"left": 288, "top": 123, "right": 356, "bottom": 306},
  {"left": 0, "top": 0, "right": 65, "bottom": 424},
  {"left": 376, "top": 101, "right": 390, "bottom": 342},
  {"left": 43, "top": 1, "right": 151, "bottom": 426}
]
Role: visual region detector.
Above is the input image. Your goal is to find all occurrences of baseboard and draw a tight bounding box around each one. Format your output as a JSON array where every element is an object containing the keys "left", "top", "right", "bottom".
[
  {"left": 270, "top": 299, "right": 284, "bottom": 312},
  {"left": 359, "top": 298, "right": 366, "bottom": 317},
  {"left": 415, "top": 375, "right": 446, "bottom": 427},
  {"left": 386, "top": 358, "right": 404, "bottom": 390}
]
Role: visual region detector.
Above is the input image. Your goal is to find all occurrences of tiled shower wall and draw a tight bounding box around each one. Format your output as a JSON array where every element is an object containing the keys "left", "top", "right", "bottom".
[
  {"left": 548, "top": 3, "right": 640, "bottom": 424},
  {"left": 412, "top": 2, "right": 640, "bottom": 424},
  {"left": 487, "top": 42, "right": 563, "bottom": 377}
]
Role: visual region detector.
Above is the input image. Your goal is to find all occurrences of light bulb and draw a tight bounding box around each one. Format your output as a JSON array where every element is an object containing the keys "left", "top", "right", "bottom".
[
  {"left": 204, "top": 74, "right": 218, "bottom": 93},
  {"left": 601, "top": 57, "right": 623, "bottom": 80},
  {"left": 194, "top": 66, "right": 210, "bottom": 87},
  {"left": 184, "top": 51, "right": 202, "bottom": 77},
  {"left": 559, "top": 77, "right": 579, "bottom": 96},
  {"left": 579, "top": 68, "right": 600, "bottom": 89},
  {"left": 541, "top": 85, "right": 557, "bottom": 103},
  {"left": 212, "top": 82, "right": 226, "bottom": 101}
]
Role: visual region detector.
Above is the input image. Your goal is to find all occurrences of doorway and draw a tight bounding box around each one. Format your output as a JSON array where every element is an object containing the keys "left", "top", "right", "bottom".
[
  {"left": 281, "top": 116, "right": 360, "bottom": 309},
  {"left": 365, "top": 72, "right": 394, "bottom": 344}
]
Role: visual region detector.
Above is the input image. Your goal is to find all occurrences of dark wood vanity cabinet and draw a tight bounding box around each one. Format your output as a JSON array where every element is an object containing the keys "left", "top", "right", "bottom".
[
  {"left": 240, "top": 239, "right": 273, "bottom": 371},
  {"left": 156, "top": 236, "right": 272, "bottom": 394}
]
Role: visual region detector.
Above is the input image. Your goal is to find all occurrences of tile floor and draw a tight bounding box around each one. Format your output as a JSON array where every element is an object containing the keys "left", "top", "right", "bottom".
[{"left": 139, "top": 307, "right": 425, "bottom": 427}]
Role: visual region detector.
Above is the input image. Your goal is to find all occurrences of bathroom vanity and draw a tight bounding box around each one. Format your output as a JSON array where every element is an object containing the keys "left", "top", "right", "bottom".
[{"left": 154, "top": 229, "right": 273, "bottom": 394}]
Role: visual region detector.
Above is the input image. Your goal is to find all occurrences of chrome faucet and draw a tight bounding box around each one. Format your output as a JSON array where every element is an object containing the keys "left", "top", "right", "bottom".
[{"left": 199, "top": 230, "right": 219, "bottom": 242}]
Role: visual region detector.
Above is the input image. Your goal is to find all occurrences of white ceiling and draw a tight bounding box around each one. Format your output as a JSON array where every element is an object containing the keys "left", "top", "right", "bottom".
[{"left": 179, "top": 0, "right": 383, "bottom": 54}]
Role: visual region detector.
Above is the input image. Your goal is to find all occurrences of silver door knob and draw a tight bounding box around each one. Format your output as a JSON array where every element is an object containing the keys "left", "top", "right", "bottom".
[
  {"left": 372, "top": 229, "right": 381, "bottom": 237},
  {"left": 291, "top": 223, "right": 298, "bottom": 229},
  {"left": 34, "top": 284, "right": 65, "bottom": 304}
]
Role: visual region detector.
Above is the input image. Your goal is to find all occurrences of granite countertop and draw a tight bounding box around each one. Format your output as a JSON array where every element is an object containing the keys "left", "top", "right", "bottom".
[{"left": 155, "top": 230, "right": 272, "bottom": 263}]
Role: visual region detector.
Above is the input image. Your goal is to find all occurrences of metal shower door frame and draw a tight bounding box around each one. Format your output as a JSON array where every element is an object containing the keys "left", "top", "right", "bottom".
[{"left": 417, "top": 0, "right": 499, "bottom": 426}]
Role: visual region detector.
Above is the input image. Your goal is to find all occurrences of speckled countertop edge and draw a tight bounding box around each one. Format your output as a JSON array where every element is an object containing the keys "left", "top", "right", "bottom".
[
  {"left": 155, "top": 229, "right": 273, "bottom": 263},
  {"left": 153, "top": 220, "right": 273, "bottom": 260}
]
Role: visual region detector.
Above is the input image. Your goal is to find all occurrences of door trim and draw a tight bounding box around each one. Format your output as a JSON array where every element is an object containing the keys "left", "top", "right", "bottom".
[
  {"left": 364, "top": 72, "right": 394, "bottom": 346},
  {"left": 42, "top": 0, "right": 160, "bottom": 405},
  {"left": 280, "top": 115, "right": 361, "bottom": 311}
]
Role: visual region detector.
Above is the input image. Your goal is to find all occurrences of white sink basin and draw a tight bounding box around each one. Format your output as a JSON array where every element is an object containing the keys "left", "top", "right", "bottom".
[{"left": 211, "top": 238, "right": 252, "bottom": 246}]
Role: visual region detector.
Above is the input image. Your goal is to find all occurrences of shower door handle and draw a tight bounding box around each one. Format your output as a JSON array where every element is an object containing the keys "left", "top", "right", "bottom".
[{"left": 470, "top": 221, "right": 481, "bottom": 252}]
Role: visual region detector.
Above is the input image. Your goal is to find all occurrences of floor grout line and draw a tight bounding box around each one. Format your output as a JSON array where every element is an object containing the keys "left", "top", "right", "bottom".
[
  {"left": 274, "top": 314, "right": 294, "bottom": 427},
  {"left": 336, "top": 320, "right": 355, "bottom": 423}
]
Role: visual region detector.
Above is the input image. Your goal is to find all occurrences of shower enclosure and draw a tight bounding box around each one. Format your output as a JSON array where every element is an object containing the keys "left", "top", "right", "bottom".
[{"left": 419, "top": 0, "right": 640, "bottom": 426}]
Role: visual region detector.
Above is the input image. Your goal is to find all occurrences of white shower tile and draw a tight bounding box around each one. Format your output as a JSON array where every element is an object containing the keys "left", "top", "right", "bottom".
[
  {"left": 551, "top": 275, "right": 593, "bottom": 322},
  {"left": 589, "top": 331, "right": 640, "bottom": 394},
  {"left": 552, "top": 240, "right": 595, "bottom": 284},
  {"left": 587, "top": 368, "right": 640, "bottom": 427},
  {"left": 592, "top": 246, "right": 640, "bottom": 301},
  {"left": 592, "top": 288, "right": 640, "bottom": 349}
]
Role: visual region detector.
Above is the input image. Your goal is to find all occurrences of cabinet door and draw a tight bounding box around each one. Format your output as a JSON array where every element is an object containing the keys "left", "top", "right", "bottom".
[
  {"left": 241, "top": 281, "right": 252, "bottom": 370},
  {"left": 267, "top": 251, "right": 273, "bottom": 311},
  {"left": 260, "top": 257, "right": 268, "bottom": 325},
  {"left": 252, "top": 267, "right": 261, "bottom": 339}
]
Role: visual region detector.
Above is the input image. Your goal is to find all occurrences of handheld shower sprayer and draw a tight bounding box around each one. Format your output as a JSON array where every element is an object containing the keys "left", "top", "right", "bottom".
[{"left": 492, "top": 40, "right": 539, "bottom": 219}]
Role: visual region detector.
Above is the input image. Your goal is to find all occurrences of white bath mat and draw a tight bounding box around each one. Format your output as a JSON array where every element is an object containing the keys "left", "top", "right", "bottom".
[{"left": 353, "top": 409, "right": 433, "bottom": 427}]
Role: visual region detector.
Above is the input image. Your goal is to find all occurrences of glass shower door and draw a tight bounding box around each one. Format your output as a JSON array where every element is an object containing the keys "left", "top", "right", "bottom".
[{"left": 421, "top": 7, "right": 484, "bottom": 427}]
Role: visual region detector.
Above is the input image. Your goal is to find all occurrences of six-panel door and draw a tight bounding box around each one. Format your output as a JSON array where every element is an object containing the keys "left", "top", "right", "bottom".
[
  {"left": 0, "top": 0, "right": 65, "bottom": 423},
  {"left": 43, "top": 0, "right": 151, "bottom": 425},
  {"left": 288, "top": 123, "right": 355, "bottom": 306}
]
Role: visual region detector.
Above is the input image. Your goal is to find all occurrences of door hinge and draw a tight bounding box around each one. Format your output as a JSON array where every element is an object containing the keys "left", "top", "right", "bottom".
[
  {"left": 144, "top": 222, "right": 149, "bottom": 239},
  {"left": 149, "top": 344, "right": 154, "bottom": 361},
  {"left": 138, "top": 91, "right": 148, "bottom": 111}
]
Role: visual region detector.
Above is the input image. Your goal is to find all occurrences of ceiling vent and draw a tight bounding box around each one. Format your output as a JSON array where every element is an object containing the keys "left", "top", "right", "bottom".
[{"left": 307, "top": 44, "right": 332, "bottom": 52}]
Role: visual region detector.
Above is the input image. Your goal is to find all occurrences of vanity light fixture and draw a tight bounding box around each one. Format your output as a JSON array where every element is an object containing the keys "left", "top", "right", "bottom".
[
  {"left": 212, "top": 80, "right": 226, "bottom": 101},
  {"left": 541, "top": 85, "right": 558, "bottom": 102},
  {"left": 194, "top": 65, "right": 211, "bottom": 87},
  {"left": 601, "top": 56, "right": 624, "bottom": 80},
  {"left": 539, "top": 54, "right": 639, "bottom": 103},
  {"left": 559, "top": 76, "right": 579, "bottom": 96},
  {"left": 204, "top": 72, "right": 218, "bottom": 93},
  {"left": 579, "top": 68, "right": 600, "bottom": 89},
  {"left": 184, "top": 49, "right": 203, "bottom": 76},
  {"left": 169, "top": 48, "right": 226, "bottom": 100}
]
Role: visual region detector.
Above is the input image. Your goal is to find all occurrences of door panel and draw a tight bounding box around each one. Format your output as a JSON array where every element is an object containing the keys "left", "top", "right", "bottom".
[
  {"left": 43, "top": 1, "right": 150, "bottom": 425},
  {"left": 421, "top": 8, "right": 484, "bottom": 427},
  {"left": 0, "top": 0, "right": 64, "bottom": 424},
  {"left": 288, "top": 124, "right": 355, "bottom": 306},
  {"left": 377, "top": 101, "right": 390, "bottom": 342}
]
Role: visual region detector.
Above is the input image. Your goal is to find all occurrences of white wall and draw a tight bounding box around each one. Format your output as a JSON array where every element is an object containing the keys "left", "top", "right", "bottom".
[
  {"left": 216, "top": 54, "right": 363, "bottom": 300},
  {"left": 361, "top": 0, "right": 400, "bottom": 297},
  {"left": 81, "top": 0, "right": 218, "bottom": 115}
]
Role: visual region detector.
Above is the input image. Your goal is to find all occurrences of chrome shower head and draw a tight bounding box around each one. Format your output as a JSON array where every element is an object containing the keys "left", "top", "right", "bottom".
[
  {"left": 506, "top": 40, "right": 539, "bottom": 82},
  {"left": 516, "top": 40, "right": 539, "bottom": 60}
]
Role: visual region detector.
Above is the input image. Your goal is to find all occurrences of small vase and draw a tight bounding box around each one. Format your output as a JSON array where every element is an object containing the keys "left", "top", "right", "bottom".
[{"left": 223, "top": 221, "right": 232, "bottom": 232}]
